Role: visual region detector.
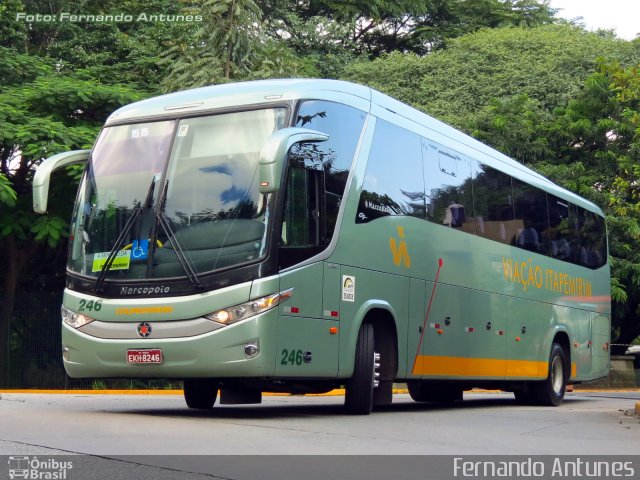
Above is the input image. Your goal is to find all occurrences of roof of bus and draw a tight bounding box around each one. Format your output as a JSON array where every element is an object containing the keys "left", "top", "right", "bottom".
[{"left": 105, "top": 78, "right": 602, "bottom": 215}]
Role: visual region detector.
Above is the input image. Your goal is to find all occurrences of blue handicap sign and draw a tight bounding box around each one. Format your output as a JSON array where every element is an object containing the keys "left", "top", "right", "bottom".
[{"left": 131, "top": 239, "right": 149, "bottom": 261}]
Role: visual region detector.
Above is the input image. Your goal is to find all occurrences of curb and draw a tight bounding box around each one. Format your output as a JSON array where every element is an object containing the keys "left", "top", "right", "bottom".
[
  {"left": 0, "top": 388, "right": 409, "bottom": 397},
  {"left": 1, "top": 388, "right": 637, "bottom": 396}
]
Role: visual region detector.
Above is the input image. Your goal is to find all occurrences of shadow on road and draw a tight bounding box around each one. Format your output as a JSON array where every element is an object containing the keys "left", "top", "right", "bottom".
[{"left": 111, "top": 393, "right": 596, "bottom": 421}]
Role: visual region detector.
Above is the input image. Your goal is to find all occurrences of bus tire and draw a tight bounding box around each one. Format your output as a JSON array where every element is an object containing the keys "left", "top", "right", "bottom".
[
  {"left": 373, "top": 379, "right": 393, "bottom": 407},
  {"left": 183, "top": 379, "right": 219, "bottom": 409},
  {"left": 531, "top": 343, "right": 567, "bottom": 407},
  {"left": 408, "top": 381, "right": 462, "bottom": 403},
  {"left": 345, "top": 323, "right": 375, "bottom": 415}
]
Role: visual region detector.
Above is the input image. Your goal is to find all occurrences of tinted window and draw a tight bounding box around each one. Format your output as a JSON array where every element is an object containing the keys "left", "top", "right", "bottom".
[
  {"left": 352, "top": 118, "right": 607, "bottom": 269},
  {"left": 294, "top": 100, "right": 366, "bottom": 238},
  {"left": 512, "top": 179, "right": 549, "bottom": 254},
  {"left": 281, "top": 166, "right": 320, "bottom": 247},
  {"left": 548, "top": 196, "right": 579, "bottom": 262},
  {"left": 578, "top": 208, "right": 607, "bottom": 269},
  {"left": 423, "top": 142, "right": 474, "bottom": 232},
  {"left": 356, "top": 119, "right": 424, "bottom": 223},
  {"left": 471, "top": 162, "right": 516, "bottom": 244}
]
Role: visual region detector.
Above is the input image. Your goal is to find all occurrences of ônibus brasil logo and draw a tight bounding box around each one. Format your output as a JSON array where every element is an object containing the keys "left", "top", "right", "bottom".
[{"left": 8, "top": 456, "right": 72, "bottom": 479}]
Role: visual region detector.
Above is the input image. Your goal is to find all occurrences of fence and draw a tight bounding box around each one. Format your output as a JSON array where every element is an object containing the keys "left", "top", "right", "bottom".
[{"left": 3, "top": 290, "right": 176, "bottom": 389}]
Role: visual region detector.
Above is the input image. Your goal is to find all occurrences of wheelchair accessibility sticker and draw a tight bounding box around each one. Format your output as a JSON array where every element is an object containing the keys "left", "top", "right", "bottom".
[{"left": 131, "top": 239, "right": 149, "bottom": 261}]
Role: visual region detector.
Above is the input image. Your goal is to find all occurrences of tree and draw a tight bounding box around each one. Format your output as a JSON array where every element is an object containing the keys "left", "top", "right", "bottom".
[
  {"left": 161, "top": 0, "right": 559, "bottom": 89},
  {"left": 161, "top": 0, "right": 298, "bottom": 91},
  {"left": 0, "top": 47, "right": 141, "bottom": 385},
  {"left": 468, "top": 94, "right": 553, "bottom": 165},
  {"left": 535, "top": 63, "right": 640, "bottom": 349},
  {"left": 344, "top": 25, "right": 639, "bottom": 127},
  {"left": 0, "top": 0, "right": 187, "bottom": 94},
  {"left": 262, "top": 0, "right": 556, "bottom": 57},
  {"left": 0, "top": 0, "right": 200, "bottom": 386}
]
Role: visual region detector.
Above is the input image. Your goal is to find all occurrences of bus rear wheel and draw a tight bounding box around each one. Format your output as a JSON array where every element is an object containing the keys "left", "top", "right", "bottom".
[
  {"left": 531, "top": 343, "right": 567, "bottom": 407},
  {"left": 345, "top": 323, "right": 376, "bottom": 415},
  {"left": 183, "top": 379, "right": 219, "bottom": 409}
]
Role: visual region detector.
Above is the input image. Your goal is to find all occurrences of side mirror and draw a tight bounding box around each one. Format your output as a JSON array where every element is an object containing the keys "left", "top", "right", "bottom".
[
  {"left": 258, "top": 127, "right": 328, "bottom": 193},
  {"left": 33, "top": 150, "right": 90, "bottom": 213}
]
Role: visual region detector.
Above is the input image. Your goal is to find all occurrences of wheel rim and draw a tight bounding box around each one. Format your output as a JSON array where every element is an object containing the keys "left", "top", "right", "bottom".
[
  {"left": 551, "top": 356, "right": 564, "bottom": 394},
  {"left": 373, "top": 351, "right": 381, "bottom": 388}
]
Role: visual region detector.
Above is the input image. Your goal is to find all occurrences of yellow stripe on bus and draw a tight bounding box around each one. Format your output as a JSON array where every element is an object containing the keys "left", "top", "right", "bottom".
[{"left": 412, "top": 356, "right": 576, "bottom": 379}]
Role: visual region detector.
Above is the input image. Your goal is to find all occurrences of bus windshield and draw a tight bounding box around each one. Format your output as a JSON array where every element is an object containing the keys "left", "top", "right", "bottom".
[{"left": 68, "top": 108, "right": 287, "bottom": 281}]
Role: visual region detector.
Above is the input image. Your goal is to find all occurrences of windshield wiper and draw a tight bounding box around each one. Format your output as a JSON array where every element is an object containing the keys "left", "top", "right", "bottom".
[
  {"left": 155, "top": 180, "right": 203, "bottom": 290},
  {"left": 93, "top": 207, "right": 141, "bottom": 293},
  {"left": 93, "top": 179, "right": 155, "bottom": 293},
  {"left": 94, "top": 179, "right": 203, "bottom": 292}
]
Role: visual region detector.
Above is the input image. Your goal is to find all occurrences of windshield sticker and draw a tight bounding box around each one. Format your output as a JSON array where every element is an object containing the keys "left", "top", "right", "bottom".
[
  {"left": 130, "top": 127, "right": 149, "bottom": 139},
  {"left": 131, "top": 239, "right": 149, "bottom": 261},
  {"left": 342, "top": 275, "right": 355, "bottom": 302},
  {"left": 92, "top": 250, "right": 131, "bottom": 272},
  {"left": 177, "top": 124, "right": 189, "bottom": 137}
]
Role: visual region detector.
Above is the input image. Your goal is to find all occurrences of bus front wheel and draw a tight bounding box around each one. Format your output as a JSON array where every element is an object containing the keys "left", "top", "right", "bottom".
[
  {"left": 345, "top": 323, "right": 376, "bottom": 415},
  {"left": 531, "top": 343, "right": 567, "bottom": 407},
  {"left": 183, "top": 379, "right": 219, "bottom": 409}
]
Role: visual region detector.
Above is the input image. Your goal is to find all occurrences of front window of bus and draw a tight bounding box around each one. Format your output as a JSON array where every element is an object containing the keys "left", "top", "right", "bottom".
[{"left": 68, "top": 108, "right": 286, "bottom": 281}]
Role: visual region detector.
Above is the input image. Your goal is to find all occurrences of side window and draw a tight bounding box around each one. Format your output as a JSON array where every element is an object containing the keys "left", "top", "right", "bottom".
[
  {"left": 281, "top": 162, "right": 321, "bottom": 248},
  {"left": 356, "top": 119, "right": 424, "bottom": 223},
  {"left": 548, "top": 196, "right": 579, "bottom": 262},
  {"left": 278, "top": 101, "right": 365, "bottom": 269},
  {"left": 512, "top": 179, "right": 549, "bottom": 254},
  {"left": 279, "top": 152, "right": 325, "bottom": 269},
  {"left": 294, "top": 100, "right": 366, "bottom": 240},
  {"left": 423, "top": 142, "right": 474, "bottom": 232},
  {"left": 578, "top": 208, "right": 607, "bottom": 269},
  {"left": 471, "top": 162, "right": 516, "bottom": 244}
]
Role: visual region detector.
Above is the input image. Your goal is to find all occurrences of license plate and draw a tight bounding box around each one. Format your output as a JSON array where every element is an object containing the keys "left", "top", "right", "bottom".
[{"left": 127, "top": 349, "right": 163, "bottom": 364}]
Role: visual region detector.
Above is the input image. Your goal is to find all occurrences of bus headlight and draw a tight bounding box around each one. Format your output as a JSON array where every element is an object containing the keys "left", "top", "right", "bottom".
[
  {"left": 204, "top": 288, "right": 293, "bottom": 326},
  {"left": 61, "top": 305, "right": 94, "bottom": 329}
]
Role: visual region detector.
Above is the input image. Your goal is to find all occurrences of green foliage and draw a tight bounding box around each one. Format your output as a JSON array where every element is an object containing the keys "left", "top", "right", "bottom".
[
  {"left": 0, "top": 173, "right": 17, "bottom": 206},
  {"left": 469, "top": 94, "right": 552, "bottom": 164},
  {"left": 263, "top": 0, "right": 556, "bottom": 57},
  {"left": 31, "top": 215, "right": 69, "bottom": 248},
  {"left": 345, "top": 25, "right": 638, "bottom": 126},
  {"left": 161, "top": 0, "right": 295, "bottom": 91},
  {"left": 162, "top": 0, "right": 558, "bottom": 89},
  {"left": 0, "top": 49, "right": 142, "bottom": 373}
]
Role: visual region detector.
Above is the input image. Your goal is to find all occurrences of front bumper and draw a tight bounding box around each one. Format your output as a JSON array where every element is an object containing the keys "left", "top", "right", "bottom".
[{"left": 62, "top": 309, "right": 278, "bottom": 378}]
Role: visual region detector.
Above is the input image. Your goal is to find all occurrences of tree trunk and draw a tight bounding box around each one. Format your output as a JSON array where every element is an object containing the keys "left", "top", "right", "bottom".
[{"left": 224, "top": 0, "right": 237, "bottom": 79}]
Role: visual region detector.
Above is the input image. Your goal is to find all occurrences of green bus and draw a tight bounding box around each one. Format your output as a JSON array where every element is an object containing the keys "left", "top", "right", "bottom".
[{"left": 33, "top": 79, "right": 610, "bottom": 414}]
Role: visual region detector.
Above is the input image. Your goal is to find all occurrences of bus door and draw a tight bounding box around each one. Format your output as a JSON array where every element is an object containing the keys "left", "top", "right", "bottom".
[{"left": 275, "top": 159, "right": 339, "bottom": 377}]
